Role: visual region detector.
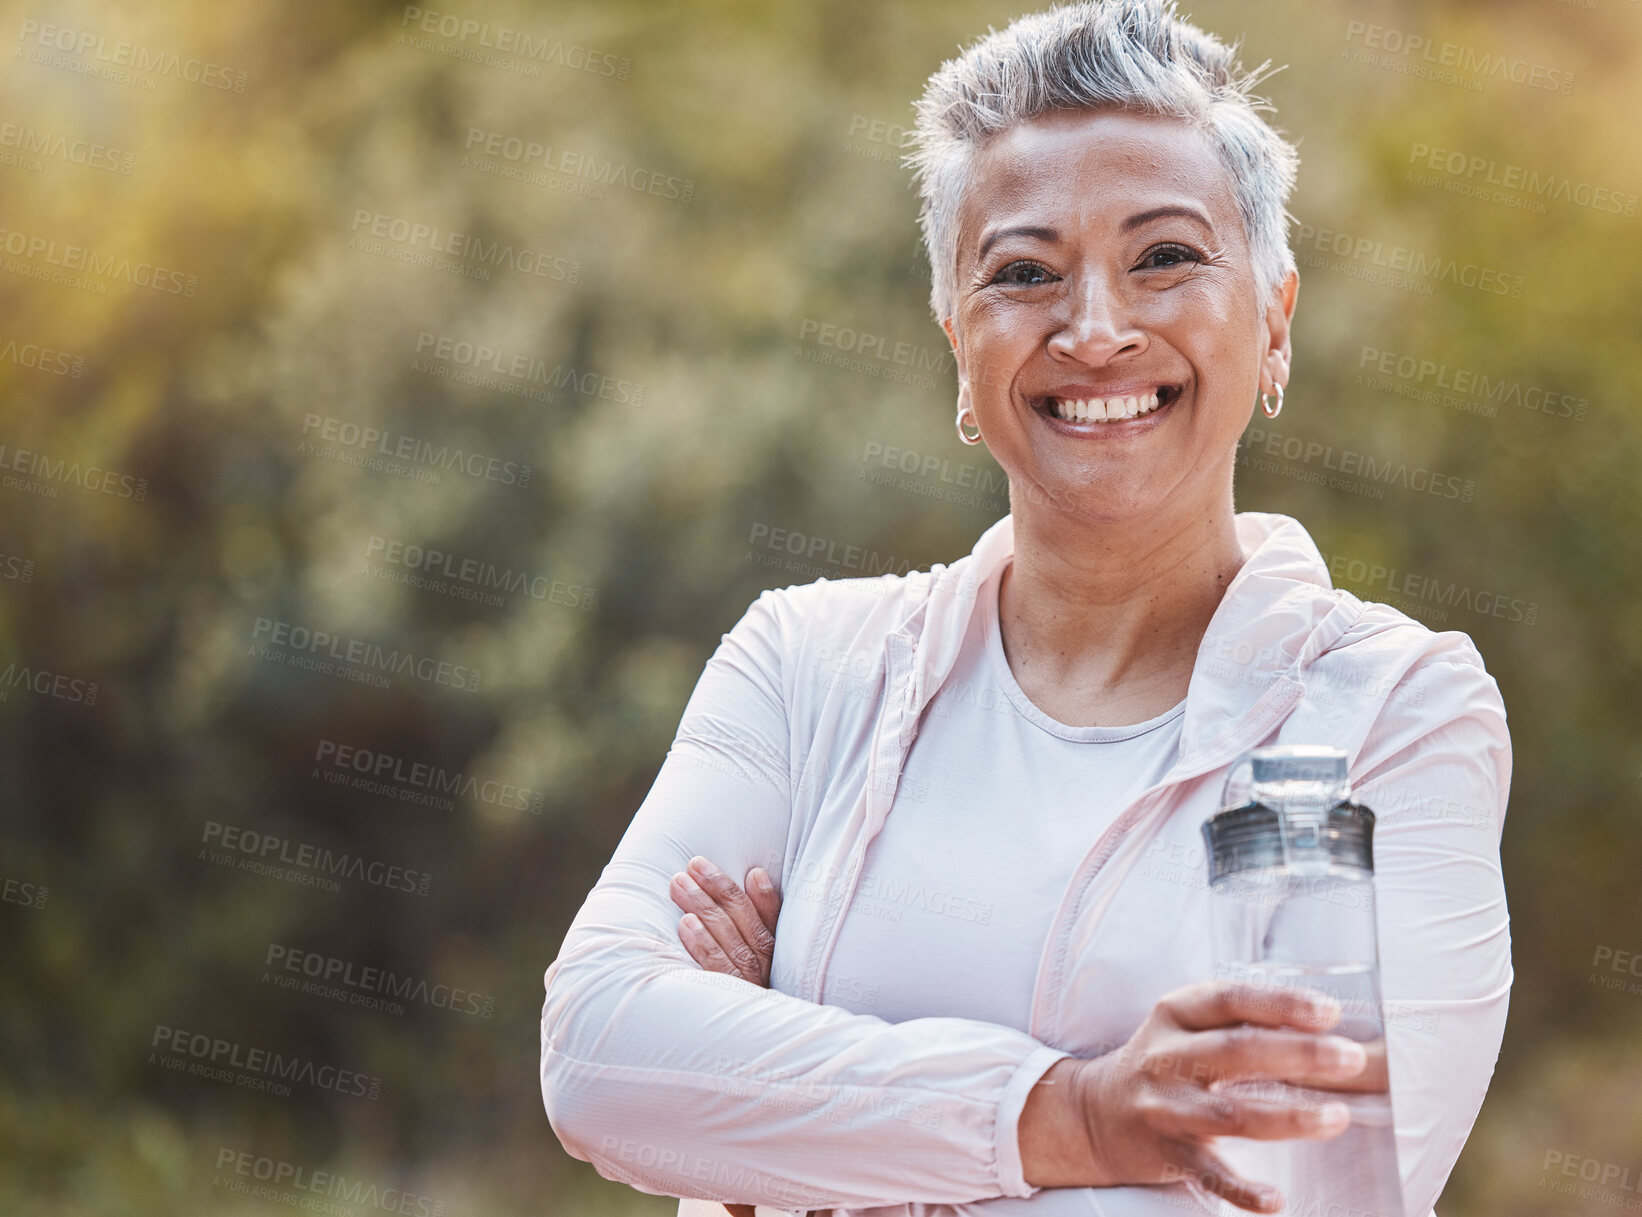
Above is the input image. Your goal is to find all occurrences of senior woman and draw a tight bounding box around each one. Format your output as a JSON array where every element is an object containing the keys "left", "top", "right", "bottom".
[{"left": 539, "top": 3, "right": 1511, "bottom": 1217}]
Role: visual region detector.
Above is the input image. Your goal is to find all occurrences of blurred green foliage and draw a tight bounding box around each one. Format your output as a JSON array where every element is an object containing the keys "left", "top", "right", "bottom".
[{"left": 1, "top": 0, "right": 1639, "bottom": 1214}]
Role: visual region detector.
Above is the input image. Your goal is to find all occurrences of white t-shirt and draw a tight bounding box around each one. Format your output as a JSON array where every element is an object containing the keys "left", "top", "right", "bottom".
[{"left": 823, "top": 560, "right": 1186, "bottom": 1031}]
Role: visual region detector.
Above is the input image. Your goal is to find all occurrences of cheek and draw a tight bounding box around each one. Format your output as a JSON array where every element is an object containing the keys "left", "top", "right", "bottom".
[
  {"left": 1154, "top": 291, "right": 1256, "bottom": 379},
  {"left": 963, "top": 323, "right": 1039, "bottom": 397},
  {"left": 1150, "top": 278, "right": 1242, "bottom": 326}
]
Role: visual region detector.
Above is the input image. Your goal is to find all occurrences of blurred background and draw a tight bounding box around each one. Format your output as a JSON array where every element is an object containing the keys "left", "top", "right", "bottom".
[{"left": 2, "top": 0, "right": 1639, "bottom": 1213}]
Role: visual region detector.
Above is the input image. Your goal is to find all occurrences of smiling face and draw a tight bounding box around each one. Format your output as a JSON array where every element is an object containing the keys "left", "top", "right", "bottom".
[{"left": 943, "top": 107, "right": 1296, "bottom": 526}]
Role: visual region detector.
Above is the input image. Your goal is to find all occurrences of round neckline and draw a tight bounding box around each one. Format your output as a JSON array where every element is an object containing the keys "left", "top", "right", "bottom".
[{"left": 982, "top": 560, "right": 1188, "bottom": 743}]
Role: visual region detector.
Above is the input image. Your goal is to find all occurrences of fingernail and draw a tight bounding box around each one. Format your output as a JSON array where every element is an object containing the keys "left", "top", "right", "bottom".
[
  {"left": 752, "top": 870, "right": 772, "bottom": 892},
  {"left": 677, "top": 872, "right": 703, "bottom": 895},
  {"left": 688, "top": 856, "right": 718, "bottom": 879},
  {"left": 1323, "top": 1038, "right": 1367, "bottom": 1071}
]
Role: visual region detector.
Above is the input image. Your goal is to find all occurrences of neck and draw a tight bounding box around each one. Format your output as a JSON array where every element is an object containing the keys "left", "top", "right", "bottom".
[{"left": 997, "top": 483, "right": 1247, "bottom": 710}]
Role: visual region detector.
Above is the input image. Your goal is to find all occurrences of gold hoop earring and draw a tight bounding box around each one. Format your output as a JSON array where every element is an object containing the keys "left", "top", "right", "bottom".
[
  {"left": 1260, "top": 384, "right": 1285, "bottom": 419},
  {"left": 955, "top": 406, "right": 982, "bottom": 445}
]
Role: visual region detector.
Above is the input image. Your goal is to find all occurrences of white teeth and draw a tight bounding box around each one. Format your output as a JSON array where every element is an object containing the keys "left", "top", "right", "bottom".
[{"left": 1052, "top": 391, "right": 1164, "bottom": 422}]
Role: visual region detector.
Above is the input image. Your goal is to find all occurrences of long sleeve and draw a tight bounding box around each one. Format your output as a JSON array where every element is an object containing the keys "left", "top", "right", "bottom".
[
  {"left": 539, "top": 587, "right": 1071, "bottom": 1210},
  {"left": 1348, "top": 637, "right": 1514, "bottom": 1217}
]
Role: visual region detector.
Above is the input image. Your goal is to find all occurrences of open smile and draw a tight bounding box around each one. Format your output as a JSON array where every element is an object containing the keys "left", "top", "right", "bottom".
[{"left": 1029, "top": 384, "right": 1182, "bottom": 431}]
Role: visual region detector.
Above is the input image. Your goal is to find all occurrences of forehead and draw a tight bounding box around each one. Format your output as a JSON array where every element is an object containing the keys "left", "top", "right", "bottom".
[{"left": 958, "top": 108, "right": 1239, "bottom": 246}]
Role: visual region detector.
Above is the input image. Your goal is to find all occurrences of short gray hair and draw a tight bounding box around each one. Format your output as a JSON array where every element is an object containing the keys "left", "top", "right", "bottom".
[{"left": 906, "top": 0, "right": 1299, "bottom": 324}]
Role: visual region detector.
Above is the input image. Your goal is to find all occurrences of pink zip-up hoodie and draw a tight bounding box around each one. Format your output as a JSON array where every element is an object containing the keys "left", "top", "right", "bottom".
[{"left": 540, "top": 510, "right": 1512, "bottom": 1217}]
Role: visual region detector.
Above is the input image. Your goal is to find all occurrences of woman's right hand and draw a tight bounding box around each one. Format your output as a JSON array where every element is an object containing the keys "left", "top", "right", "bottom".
[{"left": 1019, "top": 981, "right": 1371, "bottom": 1213}]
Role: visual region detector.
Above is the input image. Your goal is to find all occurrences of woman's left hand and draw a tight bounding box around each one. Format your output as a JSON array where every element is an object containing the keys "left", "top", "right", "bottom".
[
  {"left": 668, "top": 856, "right": 781, "bottom": 987},
  {"left": 668, "top": 859, "right": 784, "bottom": 1217}
]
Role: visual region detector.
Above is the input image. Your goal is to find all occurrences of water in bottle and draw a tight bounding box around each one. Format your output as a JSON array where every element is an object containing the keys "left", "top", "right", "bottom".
[{"left": 1200, "top": 745, "right": 1405, "bottom": 1217}]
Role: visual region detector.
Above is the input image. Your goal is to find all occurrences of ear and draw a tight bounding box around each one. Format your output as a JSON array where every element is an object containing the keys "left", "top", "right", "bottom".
[
  {"left": 1259, "top": 269, "right": 1299, "bottom": 395},
  {"left": 941, "top": 315, "right": 974, "bottom": 419},
  {"left": 941, "top": 315, "right": 968, "bottom": 386}
]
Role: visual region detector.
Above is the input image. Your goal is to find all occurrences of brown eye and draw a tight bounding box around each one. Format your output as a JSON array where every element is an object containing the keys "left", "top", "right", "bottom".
[
  {"left": 991, "top": 260, "right": 1056, "bottom": 286},
  {"left": 1138, "top": 243, "right": 1203, "bottom": 270}
]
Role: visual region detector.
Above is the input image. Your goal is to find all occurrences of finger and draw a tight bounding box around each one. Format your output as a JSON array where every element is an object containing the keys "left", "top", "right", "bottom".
[
  {"left": 1167, "top": 1023, "right": 1367, "bottom": 1085},
  {"left": 1165, "top": 1144, "right": 1283, "bottom": 1214},
  {"left": 1287, "top": 1036, "right": 1390, "bottom": 1093},
  {"left": 678, "top": 913, "right": 754, "bottom": 981},
  {"left": 745, "top": 867, "right": 782, "bottom": 935},
  {"left": 671, "top": 870, "right": 766, "bottom": 981},
  {"left": 1151, "top": 1078, "right": 1353, "bottom": 1142},
  {"left": 672, "top": 872, "right": 753, "bottom": 976},
  {"left": 668, "top": 880, "right": 737, "bottom": 969},
  {"left": 1162, "top": 979, "right": 1345, "bottom": 1033},
  {"left": 688, "top": 857, "right": 776, "bottom": 973},
  {"left": 691, "top": 857, "right": 776, "bottom": 959}
]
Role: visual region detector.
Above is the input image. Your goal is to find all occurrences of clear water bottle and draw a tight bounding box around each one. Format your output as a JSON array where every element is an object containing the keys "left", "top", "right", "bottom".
[{"left": 1200, "top": 745, "right": 1405, "bottom": 1217}]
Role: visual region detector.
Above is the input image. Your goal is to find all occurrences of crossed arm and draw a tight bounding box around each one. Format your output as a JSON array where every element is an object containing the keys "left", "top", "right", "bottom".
[
  {"left": 544, "top": 592, "right": 1510, "bottom": 1217},
  {"left": 668, "top": 856, "right": 1378, "bottom": 1215}
]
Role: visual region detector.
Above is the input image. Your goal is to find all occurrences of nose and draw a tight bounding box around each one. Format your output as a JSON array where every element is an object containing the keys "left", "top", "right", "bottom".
[{"left": 1046, "top": 271, "right": 1146, "bottom": 365}]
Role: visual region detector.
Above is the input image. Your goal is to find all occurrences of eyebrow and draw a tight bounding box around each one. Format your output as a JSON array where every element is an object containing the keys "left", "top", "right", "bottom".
[
  {"left": 1122, "top": 204, "right": 1215, "bottom": 232},
  {"left": 976, "top": 225, "right": 1058, "bottom": 261},
  {"left": 975, "top": 205, "right": 1215, "bottom": 260}
]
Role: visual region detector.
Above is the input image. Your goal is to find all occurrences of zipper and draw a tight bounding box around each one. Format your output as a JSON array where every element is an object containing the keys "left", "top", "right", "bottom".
[{"left": 803, "top": 632, "right": 916, "bottom": 1003}]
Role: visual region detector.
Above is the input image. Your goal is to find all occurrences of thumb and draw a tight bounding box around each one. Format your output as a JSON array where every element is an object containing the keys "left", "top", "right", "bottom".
[{"left": 745, "top": 867, "right": 781, "bottom": 934}]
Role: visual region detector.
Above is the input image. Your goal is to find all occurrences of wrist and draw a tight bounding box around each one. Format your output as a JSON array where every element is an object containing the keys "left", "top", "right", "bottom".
[{"left": 1018, "top": 1056, "right": 1097, "bottom": 1189}]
